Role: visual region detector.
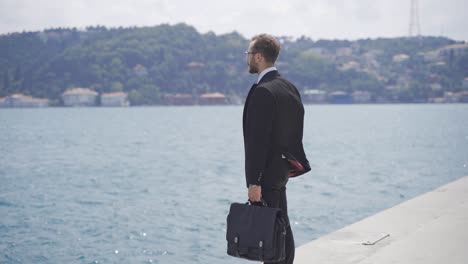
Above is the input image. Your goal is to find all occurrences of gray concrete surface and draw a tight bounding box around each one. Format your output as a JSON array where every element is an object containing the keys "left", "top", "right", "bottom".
[{"left": 295, "top": 176, "right": 468, "bottom": 264}]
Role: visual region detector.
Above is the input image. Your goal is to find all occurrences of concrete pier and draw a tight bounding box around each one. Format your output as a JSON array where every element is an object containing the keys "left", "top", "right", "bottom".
[{"left": 295, "top": 176, "right": 468, "bottom": 264}]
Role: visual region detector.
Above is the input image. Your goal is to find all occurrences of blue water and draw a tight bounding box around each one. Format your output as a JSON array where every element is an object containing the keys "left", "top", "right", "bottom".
[{"left": 1, "top": 104, "right": 467, "bottom": 263}]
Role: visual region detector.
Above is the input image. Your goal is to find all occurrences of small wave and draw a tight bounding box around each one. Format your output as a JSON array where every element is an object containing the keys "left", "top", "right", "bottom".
[
  {"left": 215, "top": 198, "right": 230, "bottom": 205},
  {"left": 2, "top": 253, "right": 22, "bottom": 264},
  {"left": 0, "top": 200, "right": 15, "bottom": 207},
  {"left": 32, "top": 255, "right": 49, "bottom": 262},
  {"left": 184, "top": 226, "right": 200, "bottom": 232},
  {"left": 320, "top": 192, "right": 333, "bottom": 197},
  {"left": 75, "top": 200, "right": 104, "bottom": 206},
  {"left": 379, "top": 189, "right": 389, "bottom": 195}
]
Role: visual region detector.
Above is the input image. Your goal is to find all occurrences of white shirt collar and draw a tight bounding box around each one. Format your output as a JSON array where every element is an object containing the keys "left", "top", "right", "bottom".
[{"left": 256, "top": 66, "right": 277, "bottom": 84}]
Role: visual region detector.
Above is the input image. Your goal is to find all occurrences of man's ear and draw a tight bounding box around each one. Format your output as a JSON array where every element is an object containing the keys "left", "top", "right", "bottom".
[{"left": 255, "top": 53, "right": 263, "bottom": 62}]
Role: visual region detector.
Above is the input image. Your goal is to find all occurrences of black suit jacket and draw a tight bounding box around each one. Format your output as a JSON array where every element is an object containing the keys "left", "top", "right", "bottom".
[{"left": 243, "top": 70, "right": 310, "bottom": 187}]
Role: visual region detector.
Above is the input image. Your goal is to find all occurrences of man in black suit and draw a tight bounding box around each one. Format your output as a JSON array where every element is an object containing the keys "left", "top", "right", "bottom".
[{"left": 243, "top": 34, "right": 311, "bottom": 264}]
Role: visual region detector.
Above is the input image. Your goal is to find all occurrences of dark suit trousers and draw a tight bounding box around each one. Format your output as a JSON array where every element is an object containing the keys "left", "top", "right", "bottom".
[{"left": 261, "top": 160, "right": 295, "bottom": 264}]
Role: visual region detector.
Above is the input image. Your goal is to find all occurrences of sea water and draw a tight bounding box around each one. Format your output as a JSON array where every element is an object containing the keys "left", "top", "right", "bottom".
[{"left": 1, "top": 104, "right": 467, "bottom": 263}]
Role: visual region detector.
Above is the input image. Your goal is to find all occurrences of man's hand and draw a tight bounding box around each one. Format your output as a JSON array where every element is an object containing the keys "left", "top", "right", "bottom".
[{"left": 248, "top": 185, "right": 262, "bottom": 202}]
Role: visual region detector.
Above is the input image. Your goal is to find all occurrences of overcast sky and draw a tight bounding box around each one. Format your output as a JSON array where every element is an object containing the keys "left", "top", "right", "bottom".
[{"left": 0, "top": 0, "right": 467, "bottom": 41}]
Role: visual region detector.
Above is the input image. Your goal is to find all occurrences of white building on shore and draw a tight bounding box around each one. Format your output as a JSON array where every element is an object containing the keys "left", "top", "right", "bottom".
[
  {"left": 199, "top": 92, "right": 228, "bottom": 105},
  {"left": 0, "top": 94, "right": 49, "bottom": 107},
  {"left": 100, "top": 92, "right": 129, "bottom": 107},
  {"left": 303, "top": 89, "right": 327, "bottom": 104},
  {"left": 62, "top": 88, "right": 98, "bottom": 106},
  {"left": 352, "top": 91, "right": 372, "bottom": 103}
]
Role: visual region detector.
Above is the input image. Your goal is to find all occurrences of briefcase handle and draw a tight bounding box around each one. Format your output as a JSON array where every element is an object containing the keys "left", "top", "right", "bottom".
[{"left": 247, "top": 199, "right": 268, "bottom": 207}]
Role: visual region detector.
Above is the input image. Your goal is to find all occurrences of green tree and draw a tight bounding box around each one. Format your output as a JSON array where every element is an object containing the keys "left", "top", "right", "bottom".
[{"left": 111, "top": 81, "right": 124, "bottom": 92}]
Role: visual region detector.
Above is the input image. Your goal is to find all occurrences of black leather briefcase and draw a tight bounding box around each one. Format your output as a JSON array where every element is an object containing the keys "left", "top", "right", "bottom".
[{"left": 226, "top": 201, "right": 287, "bottom": 262}]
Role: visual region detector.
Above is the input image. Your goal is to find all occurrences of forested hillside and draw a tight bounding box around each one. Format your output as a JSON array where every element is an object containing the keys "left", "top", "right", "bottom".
[{"left": 1, "top": 23, "right": 466, "bottom": 105}]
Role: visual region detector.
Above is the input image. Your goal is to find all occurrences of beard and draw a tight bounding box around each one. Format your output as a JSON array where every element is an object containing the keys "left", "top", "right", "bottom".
[{"left": 248, "top": 62, "right": 259, "bottom": 74}]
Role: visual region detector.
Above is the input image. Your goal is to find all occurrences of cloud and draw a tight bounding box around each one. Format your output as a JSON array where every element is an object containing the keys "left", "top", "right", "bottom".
[{"left": 0, "top": 0, "right": 466, "bottom": 41}]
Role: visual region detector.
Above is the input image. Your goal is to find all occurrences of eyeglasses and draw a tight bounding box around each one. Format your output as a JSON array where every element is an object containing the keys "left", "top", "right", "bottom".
[{"left": 245, "top": 51, "right": 258, "bottom": 55}]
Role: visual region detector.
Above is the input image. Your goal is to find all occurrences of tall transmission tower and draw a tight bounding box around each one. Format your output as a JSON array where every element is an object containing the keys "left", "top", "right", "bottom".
[{"left": 408, "top": 0, "right": 421, "bottom": 37}]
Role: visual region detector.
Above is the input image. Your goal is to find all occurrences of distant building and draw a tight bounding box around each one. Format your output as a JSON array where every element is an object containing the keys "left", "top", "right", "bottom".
[
  {"left": 187, "top": 61, "right": 205, "bottom": 69},
  {"left": 309, "top": 47, "right": 328, "bottom": 58},
  {"left": 413, "top": 98, "right": 427, "bottom": 104},
  {"left": 460, "top": 91, "right": 468, "bottom": 103},
  {"left": 228, "top": 95, "right": 243, "bottom": 105},
  {"left": 438, "top": 91, "right": 468, "bottom": 103},
  {"left": 375, "top": 96, "right": 393, "bottom": 104},
  {"left": 336, "top": 47, "right": 353, "bottom": 57},
  {"left": 199, "top": 92, "right": 228, "bottom": 105},
  {"left": 162, "top": 93, "right": 194, "bottom": 105},
  {"left": 444, "top": 92, "right": 460, "bottom": 103},
  {"left": 338, "top": 61, "right": 360, "bottom": 71},
  {"left": 328, "top": 91, "right": 352, "bottom": 104},
  {"left": 133, "top": 64, "right": 148, "bottom": 76},
  {"left": 303, "top": 90, "right": 326, "bottom": 104},
  {"left": 439, "top": 43, "right": 468, "bottom": 59},
  {"left": 361, "top": 50, "right": 382, "bottom": 69},
  {"left": 433, "top": 91, "right": 468, "bottom": 103},
  {"left": 62, "top": 88, "right": 98, "bottom": 106},
  {"left": 428, "top": 97, "right": 446, "bottom": 104},
  {"left": 396, "top": 76, "right": 411, "bottom": 88},
  {"left": 463, "top": 78, "right": 468, "bottom": 90},
  {"left": 422, "top": 50, "right": 440, "bottom": 63},
  {"left": 430, "top": 83, "right": 443, "bottom": 91},
  {"left": 101, "top": 92, "right": 129, "bottom": 107},
  {"left": 393, "top": 53, "right": 410, "bottom": 63},
  {"left": 352, "top": 91, "right": 372, "bottom": 103},
  {"left": 0, "top": 93, "right": 49, "bottom": 107}
]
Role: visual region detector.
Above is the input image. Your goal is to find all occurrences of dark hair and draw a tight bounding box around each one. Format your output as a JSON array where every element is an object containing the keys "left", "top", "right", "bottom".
[{"left": 251, "top": 34, "right": 281, "bottom": 64}]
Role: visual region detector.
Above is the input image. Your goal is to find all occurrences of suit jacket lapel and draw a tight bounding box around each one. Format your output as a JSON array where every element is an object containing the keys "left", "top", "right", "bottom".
[
  {"left": 243, "top": 83, "right": 257, "bottom": 138},
  {"left": 243, "top": 70, "right": 280, "bottom": 138}
]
